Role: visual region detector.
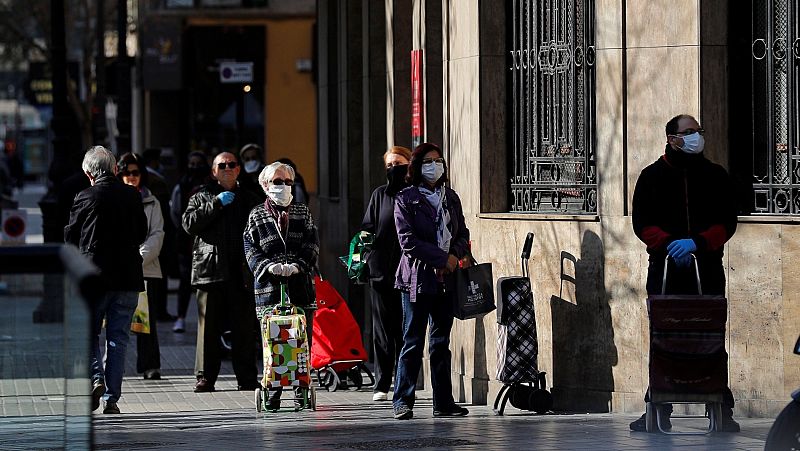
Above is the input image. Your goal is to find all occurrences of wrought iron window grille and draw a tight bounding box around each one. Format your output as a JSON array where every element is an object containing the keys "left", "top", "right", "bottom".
[
  {"left": 508, "top": 0, "right": 597, "bottom": 214},
  {"left": 750, "top": 0, "right": 800, "bottom": 214}
]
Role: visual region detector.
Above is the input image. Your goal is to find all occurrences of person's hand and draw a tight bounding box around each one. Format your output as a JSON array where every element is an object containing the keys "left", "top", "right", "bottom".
[
  {"left": 281, "top": 264, "right": 300, "bottom": 277},
  {"left": 445, "top": 254, "right": 459, "bottom": 273},
  {"left": 216, "top": 191, "right": 235, "bottom": 206},
  {"left": 460, "top": 257, "right": 473, "bottom": 269},
  {"left": 666, "top": 238, "right": 697, "bottom": 260},
  {"left": 674, "top": 254, "right": 693, "bottom": 269},
  {"left": 267, "top": 263, "right": 284, "bottom": 276}
]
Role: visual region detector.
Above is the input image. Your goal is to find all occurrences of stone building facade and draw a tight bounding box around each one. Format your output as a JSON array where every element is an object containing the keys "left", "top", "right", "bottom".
[{"left": 316, "top": 0, "right": 800, "bottom": 417}]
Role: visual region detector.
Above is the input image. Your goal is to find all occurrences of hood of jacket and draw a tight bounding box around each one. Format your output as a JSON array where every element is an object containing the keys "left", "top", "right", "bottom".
[{"left": 141, "top": 186, "right": 156, "bottom": 204}]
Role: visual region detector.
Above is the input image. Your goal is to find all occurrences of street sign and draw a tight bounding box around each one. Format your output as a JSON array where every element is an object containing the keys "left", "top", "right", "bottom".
[
  {"left": 1, "top": 209, "right": 27, "bottom": 244},
  {"left": 219, "top": 62, "right": 254, "bottom": 84}
]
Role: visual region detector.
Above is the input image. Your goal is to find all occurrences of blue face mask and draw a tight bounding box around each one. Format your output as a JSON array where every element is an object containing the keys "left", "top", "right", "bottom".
[
  {"left": 421, "top": 162, "right": 444, "bottom": 184},
  {"left": 679, "top": 132, "right": 705, "bottom": 154}
]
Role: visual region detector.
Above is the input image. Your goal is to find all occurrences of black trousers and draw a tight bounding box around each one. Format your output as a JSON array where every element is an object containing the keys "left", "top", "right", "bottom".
[
  {"left": 370, "top": 282, "right": 404, "bottom": 393},
  {"left": 645, "top": 256, "right": 734, "bottom": 409},
  {"left": 136, "top": 278, "right": 161, "bottom": 373},
  {"left": 197, "top": 282, "right": 259, "bottom": 387},
  {"left": 177, "top": 253, "right": 193, "bottom": 318}
]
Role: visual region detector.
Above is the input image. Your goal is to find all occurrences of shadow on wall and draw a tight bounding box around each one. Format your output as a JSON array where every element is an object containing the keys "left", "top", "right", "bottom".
[
  {"left": 457, "top": 316, "right": 488, "bottom": 404},
  {"left": 550, "top": 230, "right": 618, "bottom": 412}
]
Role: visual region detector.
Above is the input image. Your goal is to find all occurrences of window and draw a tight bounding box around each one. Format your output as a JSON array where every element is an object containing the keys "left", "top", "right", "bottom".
[
  {"left": 749, "top": 0, "right": 800, "bottom": 214},
  {"left": 507, "top": 0, "right": 596, "bottom": 214}
]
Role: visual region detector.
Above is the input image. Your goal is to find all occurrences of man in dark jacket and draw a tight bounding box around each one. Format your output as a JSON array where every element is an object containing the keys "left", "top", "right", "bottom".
[
  {"left": 64, "top": 145, "right": 147, "bottom": 415},
  {"left": 631, "top": 114, "right": 739, "bottom": 432},
  {"left": 183, "top": 151, "right": 261, "bottom": 393}
]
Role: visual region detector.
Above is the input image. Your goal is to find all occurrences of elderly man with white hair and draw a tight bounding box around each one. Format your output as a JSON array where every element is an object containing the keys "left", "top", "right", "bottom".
[
  {"left": 65, "top": 145, "right": 148, "bottom": 414},
  {"left": 243, "top": 160, "right": 319, "bottom": 410}
]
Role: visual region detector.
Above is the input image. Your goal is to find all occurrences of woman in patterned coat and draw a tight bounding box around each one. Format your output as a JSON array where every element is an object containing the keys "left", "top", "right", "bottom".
[{"left": 243, "top": 161, "right": 319, "bottom": 410}]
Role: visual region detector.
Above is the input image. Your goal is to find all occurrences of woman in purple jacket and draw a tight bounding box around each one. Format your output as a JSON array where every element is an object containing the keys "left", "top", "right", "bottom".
[{"left": 391, "top": 143, "right": 471, "bottom": 420}]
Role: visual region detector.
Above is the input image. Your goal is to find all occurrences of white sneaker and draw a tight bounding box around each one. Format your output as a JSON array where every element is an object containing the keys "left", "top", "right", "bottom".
[
  {"left": 372, "top": 391, "right": 388, "bottom": 401},
  {"left": 172, "top": 318, "right": 185, "bottom": 333}
]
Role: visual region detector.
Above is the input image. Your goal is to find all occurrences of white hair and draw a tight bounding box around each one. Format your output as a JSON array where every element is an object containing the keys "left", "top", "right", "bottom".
[
  {"left": 258, "top": 161, "right": 295, "bottom": 193},
  {"left": 81, "top": 146, "right": 116, "bottom": 178}
]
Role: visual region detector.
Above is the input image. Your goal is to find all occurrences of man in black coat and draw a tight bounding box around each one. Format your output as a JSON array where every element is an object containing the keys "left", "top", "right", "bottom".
[
  {"left": 64, "top": 146, "right": 147, "bottom": 415},
  {"left": 183, "top": 151, "right": 261, "bottom": 393},
  {"left": 631, "top": 114, "right": 739, "bottom": 432}
]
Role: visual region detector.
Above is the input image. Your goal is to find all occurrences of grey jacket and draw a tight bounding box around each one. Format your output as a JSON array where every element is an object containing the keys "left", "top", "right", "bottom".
[{"left": 140, "top": 188, "right": 164, "bottom": 279}]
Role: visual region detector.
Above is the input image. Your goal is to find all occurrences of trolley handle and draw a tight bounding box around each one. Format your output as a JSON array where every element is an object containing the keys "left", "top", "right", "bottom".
[
  {"left": 521, "top": 232, "right": 534, "bottom": 278},
  {"left": 661, "top": 254, "right": 703, "bottom": 295},
  {"left": 521, "top": 232, "right": 534, "bottom": 259}
]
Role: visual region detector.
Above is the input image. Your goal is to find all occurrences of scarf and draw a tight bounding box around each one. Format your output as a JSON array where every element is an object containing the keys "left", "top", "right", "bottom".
[
  {"left": 418, "top": 185, "right": 451, "bottom": 253},
  {"left": 263, "top": 198, "right": 289, "bottom": 238}
]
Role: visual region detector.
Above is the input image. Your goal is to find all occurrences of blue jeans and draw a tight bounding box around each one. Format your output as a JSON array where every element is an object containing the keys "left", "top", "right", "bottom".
[
  {"left": 91, "top": 291, "right": 139, "bottom": 403},
  {"left": 392, "top": 290, "right": 455, "bottom": 411}
]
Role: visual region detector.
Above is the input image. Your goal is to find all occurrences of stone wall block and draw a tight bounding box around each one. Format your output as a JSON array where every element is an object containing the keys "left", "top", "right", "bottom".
[
  {"left": 780, "top": 224, "right": 800, "bottom": 397},
  {"left": 727, "top": 224, "right": 784, "bottom": 402},
  {"left": 626, "top": 0, "right": 699, "bottom": 48}
]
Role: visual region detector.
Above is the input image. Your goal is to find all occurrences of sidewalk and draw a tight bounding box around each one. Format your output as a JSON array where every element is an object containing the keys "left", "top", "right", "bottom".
[{"left": 96, "top": 306, "right": 775, "bottom": 450}]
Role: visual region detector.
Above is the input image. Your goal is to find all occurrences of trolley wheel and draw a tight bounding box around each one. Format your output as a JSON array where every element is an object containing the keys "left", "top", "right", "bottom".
[
  {"left": 319, "top": 369, "right": 335, "bottom": 391},
  {"left": 531, "top": 389, "right": 553, "bottom": 414},
  {"left": 310, "top": 386, "right": 317, "bottom": 411},
  {"left": 328, "top": 371, "right": 341, "bottom": 392},
  {"left": 348, "top": 367, "right": 364, "bottom": 389},
  {"left": 645, "top": 402, "right": 657, "bottom": 433},
  {"left": 255, "top": 387, "right": 263, "bottom": 413}
]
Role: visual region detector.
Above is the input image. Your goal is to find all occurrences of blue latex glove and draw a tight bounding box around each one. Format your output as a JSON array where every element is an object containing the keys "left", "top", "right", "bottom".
[
  {"left": 666, "top": 238, "right": 697, "bottom": 260},
  {"left": 216, "top": 191, "right": 235, "bottom": 206}
]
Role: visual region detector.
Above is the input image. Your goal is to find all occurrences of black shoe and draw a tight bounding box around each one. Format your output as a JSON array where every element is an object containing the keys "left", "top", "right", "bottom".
[
  {"left": 267, "top": 396, "right": 281, "bottom": 412},
  {"left": 393, "top": 405, "right": 413, "bottom": 420},
  {"left": 91, "top": 380, "right": 105, "bottom": 412},
  {"left": 193, "top": 379, "right": 215, "bottom": 393},
  {"left": 629, "top": 411, "right": 672, "bottom": 432},
  {"left": 102, "top": 401, "right": 120, "bottom": 414},
  {"left": 143, "top": 369, "right": 161, "bottom": 380},
  {"left": 719, "top": 409, "right": 740, "bottom": 432},
  {"left": 433, "top": 404, "right": 469, "bottom": 417}
]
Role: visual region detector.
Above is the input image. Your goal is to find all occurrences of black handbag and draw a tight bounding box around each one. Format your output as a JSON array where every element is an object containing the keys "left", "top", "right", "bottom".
[{"left": 445, "top": 258, "right": 496, "bottom": 320}]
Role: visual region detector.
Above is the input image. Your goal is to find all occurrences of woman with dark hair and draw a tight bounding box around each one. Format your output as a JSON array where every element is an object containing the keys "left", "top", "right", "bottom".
[
  {"left": 360, "top": 145, "right": 412, "bottom": 401},
  {"left": 117, "top": 152, "right": 165, "bottom": 380},
  {"left": 391, "top": 143, "right": 471, "bottom": 420}
]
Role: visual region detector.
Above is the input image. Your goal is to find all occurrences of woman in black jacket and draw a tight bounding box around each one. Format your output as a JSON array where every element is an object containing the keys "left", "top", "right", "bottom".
[{"left": 360, "top": 145, "right": 412, "bottom": 401}]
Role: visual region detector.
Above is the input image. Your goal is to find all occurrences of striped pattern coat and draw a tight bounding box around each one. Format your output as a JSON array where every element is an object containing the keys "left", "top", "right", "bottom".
[{"left": 243, "top": 202, "right": 319, "bottom": 307}]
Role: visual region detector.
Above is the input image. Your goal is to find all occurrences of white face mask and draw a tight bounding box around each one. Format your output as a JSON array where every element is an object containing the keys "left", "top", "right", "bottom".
[
  {"left": 679, "top": 132, "right": 705, "bottom": 154},
  {"left": 267, "top": 184, "right": 293, "bottom": 206},
  {"left": 421, "top": 162, "right": 445, "bottom": 184},
  {"left": 244, "top": 160, "right": 261, "bottom": 174}
]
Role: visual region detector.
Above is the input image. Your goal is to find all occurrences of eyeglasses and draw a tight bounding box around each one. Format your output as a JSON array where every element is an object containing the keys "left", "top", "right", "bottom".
[
  {"left": 674, "top": 128, "right": 705, "bottom": 137},
  {"left": 121, "top": 169, "right": 140, "bottom": 177},
  {"left": 217, "top": 161, "right": 238, "bottom": 170},
  {"left": 422, "top": 157, "right": 445, "bottom": 165},
  {"left": 271, "top": 178, "right": 294, "bottom": 186}
]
